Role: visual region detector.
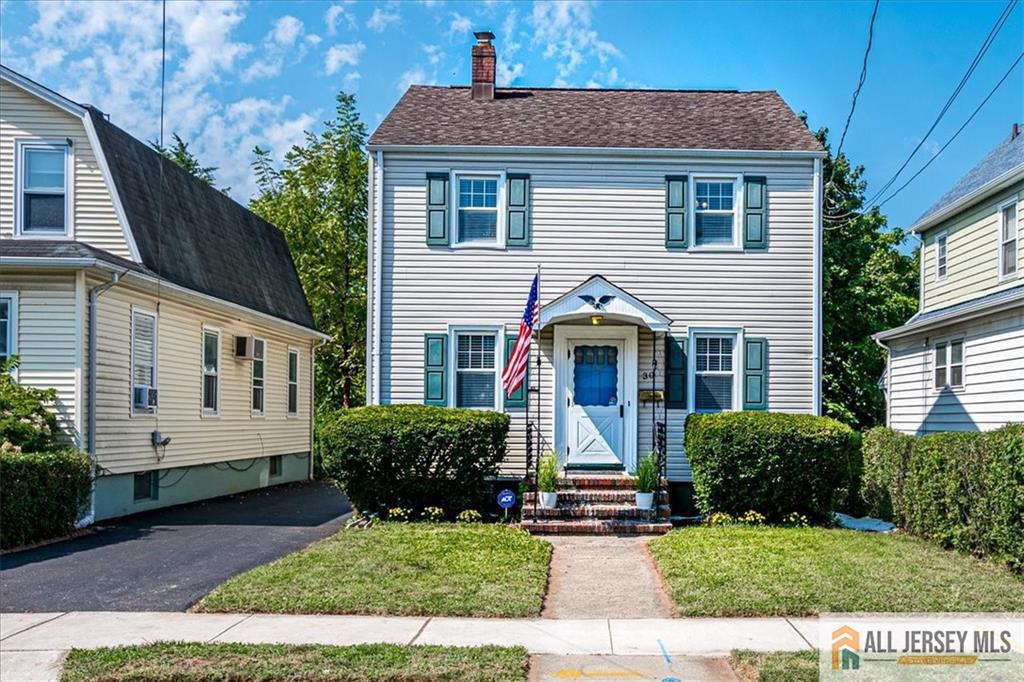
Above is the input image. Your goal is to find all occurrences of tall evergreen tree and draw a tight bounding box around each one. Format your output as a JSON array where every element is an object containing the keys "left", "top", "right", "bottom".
[
  {"left": 150, "top": 133, "right": 226, "bottom": 191},
  {"left": 250, "top": 93, "right": 368, "bottom": 409}
]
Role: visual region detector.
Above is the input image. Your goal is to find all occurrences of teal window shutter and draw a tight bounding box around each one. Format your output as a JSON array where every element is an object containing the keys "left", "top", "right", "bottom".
[
  {"left": 743, "top": 337, "right": 768, "bottom": 410},
  {"left": 423, "top": 333, "right": 448, "bottom": 405},
  {"left": 425, "top": 173, "right": 449, "bottom": 245},
  {"left": 507, "top": 173, "right": 530, "bottom": 246},
  {"left": 743, "top": 176, "right": 767, "bottom": 249},
  {"left": 503, "top": 333, "right": 528, "bottom": 407},
  {"left": 665, "top": 334, "right": 687, "bottom": 408},
  {"left": 665, "top": 175, "right": 688, "bottom": 249}
]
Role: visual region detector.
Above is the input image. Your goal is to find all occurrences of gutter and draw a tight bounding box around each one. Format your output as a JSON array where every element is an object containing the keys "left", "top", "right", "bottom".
[
  {"left": 371, "top": 150, "right": 384, "bottom": 404},
  {"left": 367, "top": 143, "right": 826, "bottom": 160},
  {"left": 905, "top": 165, "right": 1024, "bottom": 235}
]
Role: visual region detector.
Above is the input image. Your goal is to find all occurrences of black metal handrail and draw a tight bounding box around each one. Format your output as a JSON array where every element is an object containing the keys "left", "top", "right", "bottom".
[
  {"left": 655, "top": 420, "right": 667, "bottom": 521},
  {"left": 525, "top": 419, "right": 537, "bottom": 521}
]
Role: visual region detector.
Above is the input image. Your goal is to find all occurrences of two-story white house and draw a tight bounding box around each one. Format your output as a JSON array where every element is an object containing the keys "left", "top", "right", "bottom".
[
  {"left": 1, "top": 65, "right": 327, "bottom": 521},
  {"left": 876, "top": 126, "right": 1023, "bottom": 434},
  {"left": 365, "top": 33, "right": 824, "bottom": 526}
]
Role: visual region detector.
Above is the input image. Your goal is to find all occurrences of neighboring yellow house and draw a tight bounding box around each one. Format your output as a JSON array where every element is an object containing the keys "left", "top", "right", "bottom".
[
  {"left": 876, "top": 124, "right": 1023, "bottom": 434},
  {"left": 0, "top": 65, "right": 328, "bottom": 521}
]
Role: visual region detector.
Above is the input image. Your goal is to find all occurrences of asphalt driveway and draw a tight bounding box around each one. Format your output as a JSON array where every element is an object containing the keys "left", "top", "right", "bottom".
[{"left": 0, "top": 481, "right": 350, "bottom": 613}]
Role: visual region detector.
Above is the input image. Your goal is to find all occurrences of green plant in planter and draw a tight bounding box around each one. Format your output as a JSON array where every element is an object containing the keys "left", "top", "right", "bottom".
[
  {"left": 635, "top": 452, "right": 659, "bottom": 493},
  {"left": 537, "top": 453, "right": 559, "bottom": 493}
]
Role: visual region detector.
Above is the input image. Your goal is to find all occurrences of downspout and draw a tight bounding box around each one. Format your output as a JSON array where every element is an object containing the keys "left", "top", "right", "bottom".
[
  {"left": 82, "top": 270, "right": 122, "bottom": 526},
  {"left": 812, "top": 157, "right": 823, "bottom": 415},
  {"left": 372, "top": 149, "right": 384, "bottom": 404}
]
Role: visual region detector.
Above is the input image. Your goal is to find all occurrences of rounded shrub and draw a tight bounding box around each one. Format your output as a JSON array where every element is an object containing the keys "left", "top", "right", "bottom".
[
  {"left": 319, "top": 405, "right": 509, "bottom": 515},
  {"left": 685, "top": 411, "right": 860, "bottom": 523},
  {"left": 1, "top": 447, "right": 92, "bottom": 549}
]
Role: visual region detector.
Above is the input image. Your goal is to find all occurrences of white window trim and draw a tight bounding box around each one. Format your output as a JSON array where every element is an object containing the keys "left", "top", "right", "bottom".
[
  {"left": 251, "top": 337, "right": 267, "bottom": 417},
  {"left": 450, "top": 170, "right": 507, "bottom": 250},
  {"left": 934, "top": 230, "right": 948, "bottom": 282},
  {"left": 130, "top": 306, "right": 158, "bottom": 417},
  {"left": 0, "top": 291, "right": 18, "bottom": 376},
  {"left": 932, "top": 337, "right": 965, "bottom": 392},
  {"left": 689, "top": 174, "right": 743, "bottom": 251},
  {"left": 287, "top": 346, "right": 300, "bottom": 417},
  {"left": 201, "top": 326, "right": 220, "bottom": 417},
  {"left": 448, "top": 324, "right": 503, "bottom": 411},
  {"left": 14, "top": 138, "right": 75, "bottom": 239},
  {"left": 688, "top": 327, "right": 744, "bottom": 413},
  {"left": 997, "top": 198, "right": 1019, "bottom": 282}
]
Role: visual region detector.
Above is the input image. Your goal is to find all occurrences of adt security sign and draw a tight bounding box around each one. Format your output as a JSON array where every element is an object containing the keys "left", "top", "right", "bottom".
[{"left": 497, "top": 489, "right": 516, "bottom": 510}]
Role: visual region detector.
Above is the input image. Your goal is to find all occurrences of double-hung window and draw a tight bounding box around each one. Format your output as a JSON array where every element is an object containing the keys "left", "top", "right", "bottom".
[
  {"left": 934, "top": 340, "right": 964, "bottom": 390},
  {"left": 202, "top": 328, "right": 219, "bottom": 414},
  {"left": 287, "top": 348, "right": 299, "bottom": 416},
  {"left": 455, "top": 175, "right": 499, "bottom": 245},
  {"left": 694, "top": 179, "right": 738, "bottom": 247},
  {"left": 454, "top": 331, "right": 498, "bottom": 409},
  {"left": 999, "top": 200, "right": 1018, "bottom": 279},
  {"left": 17, "top": 141, "right": 71, "bottom": 236},
  {"left": 0, "top": 293, "right": 16, "bottom": 366},
  {"left": 935, "top": 231, "right": 948, "bottom": 281},
  {"left": 131, "top": 309, "right": 158, "bottom": 415},
  {"left": 694, "top": 335, "right": 735, "bottom": 412},
  {"left": 251, "top": 338, "right": 266, "bottom": 415}
]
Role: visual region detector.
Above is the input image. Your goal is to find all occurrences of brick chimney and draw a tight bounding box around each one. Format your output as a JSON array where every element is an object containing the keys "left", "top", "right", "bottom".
[{"left": 471, "top": 31, "right": 496, "bottom": 101}]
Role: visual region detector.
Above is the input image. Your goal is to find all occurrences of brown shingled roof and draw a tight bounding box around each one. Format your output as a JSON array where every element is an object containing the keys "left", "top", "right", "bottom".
[{"left": 369, "top": 86, "right": 823, "bottom": 152}]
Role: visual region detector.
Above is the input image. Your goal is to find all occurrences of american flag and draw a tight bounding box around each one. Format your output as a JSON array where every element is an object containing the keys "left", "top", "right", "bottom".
[{"left": 502, "top": 273, "right": 539, "bottom": 397}]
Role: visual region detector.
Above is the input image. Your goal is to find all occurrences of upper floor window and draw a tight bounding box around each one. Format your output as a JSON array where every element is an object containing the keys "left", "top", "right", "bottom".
[
  {"left": 935, "top": 231, "right": 948, "bottom": 281},
  {"left": 999, "top": 200, "right": 1018, "bottom": 279},
  {"left": 694, "top": 179, "right": 737, "bottom": 247},
  {"left": 17, "top": 141, "right": 71, "bottom": 237},
  {"left": 131, "top": 309, "right": 158, "bottom": 415},
  {"left": 202, "top": 328, "right": 219, "bottom": 415},
  {"left": 934, "top": 339, "right": 963, "bottom": 390},
  {"left": 694, "top": 335, "right": 735, "bottom": 412},
  {"left": 454, "top": 331, "right": 498, "bottom": 409},
  {"left": 456, "top": 175, "right": 500, "bottom": 245},
  {"left": 251, "top": 338, "right": 266, "bottom": 415},
  {"left": 287, "top": 348, "right": 299, "bottom": 416},
  {"left": 0, "top": 293, "right": 16, "bottom": 366}
]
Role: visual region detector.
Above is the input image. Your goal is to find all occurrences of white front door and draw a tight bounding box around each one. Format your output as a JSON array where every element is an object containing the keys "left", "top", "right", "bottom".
[{"left": 566, "top": 341, "right": 624, "bottom": 467}]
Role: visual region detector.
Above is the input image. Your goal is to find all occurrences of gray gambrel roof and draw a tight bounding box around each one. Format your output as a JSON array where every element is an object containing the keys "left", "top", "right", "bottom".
[
  {"left": 913, "top": 131, "right": 1024, "bottom": 229},
  {"left": 370, "top": 86, "right": 823, "bottom": 152}
]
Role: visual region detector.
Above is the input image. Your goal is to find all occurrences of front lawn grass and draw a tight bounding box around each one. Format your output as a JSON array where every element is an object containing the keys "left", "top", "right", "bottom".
[
  {"left": 648, "top": 526, "right": 1024, "bottom": 616},
  {"left": 60, "top": 642, "right": 528, "bottom": 682},
  {"left": 195, "top": 523, "right": 551, "bottom": 617},
  {"left": 729, "top": 650, "right": 818, "bottom": 682}
]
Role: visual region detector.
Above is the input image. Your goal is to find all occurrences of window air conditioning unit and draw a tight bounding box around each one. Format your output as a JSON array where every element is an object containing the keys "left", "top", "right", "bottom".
[
  {"left": 235, "top": 336, "right": 257, "bottom": 360},
  {"left": 133, "top": 386, "right": 158, "bottom": 409}
]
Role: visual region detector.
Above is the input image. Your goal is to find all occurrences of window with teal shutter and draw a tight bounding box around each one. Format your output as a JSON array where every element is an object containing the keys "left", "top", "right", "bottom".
[
  {"left": 665, "top": 175, "right": 688, "bottom": 249},
  {"left": 743, "top": 337, "right": 768, "bottom": 410},
  {"left": 425, "top": 173, "right": 449, "bottom": 245},
  {"left": 507, "top": 173, "right": 530, "bottom": 247},
  {"left": 423, "top": 333, "right": 448, "bottom": 405},
  {"left": 665, "top": 334, "right": 687, "bottom": 408},
  {"left": 503, "top": 333, "right": 528, "bottom": 407},
  {"left": 743, "top": 176, "right": 767, "bottom": 249}
]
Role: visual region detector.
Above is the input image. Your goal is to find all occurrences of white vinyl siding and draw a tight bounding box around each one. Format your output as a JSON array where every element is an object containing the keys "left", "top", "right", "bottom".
[
  {"left": 887, "top": 307, "right": 1023, "bottom": 434},
  {"left": 369, "top": 150, "right": 817, "bottom": 481},
  {"left": 1, "top": 79, "right": 131, "bottom": 256},
  {"left": 202, "top": 327, "right": 219, "bottom": 415},
  {"left": 130, "top": 308, "right": 157, "bottom": 415}
]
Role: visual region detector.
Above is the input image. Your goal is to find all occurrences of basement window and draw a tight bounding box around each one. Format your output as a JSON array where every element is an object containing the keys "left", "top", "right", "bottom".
[
  {"left": 133, "top": 471, "right": 157, "bottom": 501},
  {"left": 269, "top": 455, "right": 282, "bottom": 477}
]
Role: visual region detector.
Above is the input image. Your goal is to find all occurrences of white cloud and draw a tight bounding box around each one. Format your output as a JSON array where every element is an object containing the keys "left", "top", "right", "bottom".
[
  {"left": 271, "top": 15, "right": 303, "bottom": 46},
  {"left": 422, "top": 44, "right": 444, "bottom": 66},
  {"left": 366, "top": 6, "right": 400, "bottom": 33},
  {"left": 447, "top": 12, "right": 472, "bottom": 38},
  {"left": 495, "top": 9, "right": 524, "bottom": 86},
  {"left": 396, "top": 65, "right": 433, "bottom": 93},
  {"left": 529, "top": 0, "right": 622, "bottom": 86},
  {"left": 241, "top": 14, "right": 308, "bottom": 83},
  {"left": 324, "top": 42, "right": 365, "bottom": 75},
  {"left": 325, "top": 2, "right": 354, "bottom": 34}
]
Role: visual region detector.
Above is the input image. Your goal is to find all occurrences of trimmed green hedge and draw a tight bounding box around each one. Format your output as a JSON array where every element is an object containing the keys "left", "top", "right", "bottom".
[
  {"left": 863, "top": 425, "right": 1024, "bottom": 571},
  {"left": 1, "top": 448, "right": 92, "bottom": 549},
  {"left": 686, "top": 411, "right": 860, "bottom": 522},
  {"left": 319, "top": 405, "right": 509, "bottom": 515}
]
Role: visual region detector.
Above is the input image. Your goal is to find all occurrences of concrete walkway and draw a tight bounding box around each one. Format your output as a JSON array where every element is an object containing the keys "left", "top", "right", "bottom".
[
  {"left": 542, "top": 536, "right": 673, "bottom": 618},
  {"left": 1, "top": 611, "right": 817, "bottom": 680}
]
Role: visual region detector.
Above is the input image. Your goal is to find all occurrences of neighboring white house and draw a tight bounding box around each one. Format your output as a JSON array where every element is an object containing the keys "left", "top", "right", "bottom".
[
  {"left": 0, "top": 65, "right": 327, "bottom": 521},
  {"left": 365, "top": 33, "right": 824, "bottom": 516},
  {"left": 876, "top": 125, "right": 1024, "bottom": 434}
]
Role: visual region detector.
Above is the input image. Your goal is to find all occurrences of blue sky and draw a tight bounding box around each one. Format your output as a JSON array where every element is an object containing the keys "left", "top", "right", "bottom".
[{"left": 1, "top": 0, "right": 1020, "bottom": 234}]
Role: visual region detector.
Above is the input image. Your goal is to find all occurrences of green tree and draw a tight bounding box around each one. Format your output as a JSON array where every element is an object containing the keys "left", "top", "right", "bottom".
[
  {"left": 150, "top": 133, "right": 227, "bottom": 192},
  {"left": 0, "top": 356, "right": 61, "bottom": 451},
  {"left": 818, "top": 126, "right": 919, "bottom": 429},
  {"left": 250, "top": 93, "right": 367, "bottom": 409}
]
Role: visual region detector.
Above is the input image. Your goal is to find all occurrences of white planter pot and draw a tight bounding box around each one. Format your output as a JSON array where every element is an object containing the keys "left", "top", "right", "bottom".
[
  {"left": 635, "top": 492, "right": 655, "bottom": 511},
  {"left": 539, "top": 492, "right": 558, "bottom": 509}
]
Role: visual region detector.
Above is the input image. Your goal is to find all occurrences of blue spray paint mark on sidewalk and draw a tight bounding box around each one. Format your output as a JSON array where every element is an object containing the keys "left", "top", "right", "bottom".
[{"left": 657, "top": 639, "right": 672, "bottom": 664}]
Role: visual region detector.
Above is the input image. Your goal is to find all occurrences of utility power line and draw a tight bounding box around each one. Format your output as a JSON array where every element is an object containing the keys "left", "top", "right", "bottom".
[{"left": 831, "top": 0, "right": 881, "bottom": 170}]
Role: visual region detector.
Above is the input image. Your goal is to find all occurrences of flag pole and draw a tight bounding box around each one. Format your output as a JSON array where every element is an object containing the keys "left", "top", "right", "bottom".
[{"left": 534, "top": 263, "right": 541, "bottom": 521}]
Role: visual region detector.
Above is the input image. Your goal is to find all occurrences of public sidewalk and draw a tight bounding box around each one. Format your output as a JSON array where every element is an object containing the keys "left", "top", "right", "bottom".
[{"left": 1, "top": 611, "right": 817, "bottom": 680}]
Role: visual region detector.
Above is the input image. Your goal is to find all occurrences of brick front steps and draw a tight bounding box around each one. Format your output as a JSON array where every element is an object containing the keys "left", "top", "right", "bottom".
[{"left": 519, "top": 474, "right": 672, "bottom": 535}]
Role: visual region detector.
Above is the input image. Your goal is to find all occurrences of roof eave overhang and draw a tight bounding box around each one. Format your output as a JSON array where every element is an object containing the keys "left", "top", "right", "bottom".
[
  {"left": 0, "top": 65, "right": 86, "bottom": 117},
  {"left": 539, "top": 275, "right": 672, "bottom": 332},
  {"left": 874, "top": 290, "right": 1024, "bottom": 343},
  {"left": 367, "top": 143, "right": 826, "bottom": 159},
  {"left": 905, "top": 165, "right": 1024, "bottom": 235}
]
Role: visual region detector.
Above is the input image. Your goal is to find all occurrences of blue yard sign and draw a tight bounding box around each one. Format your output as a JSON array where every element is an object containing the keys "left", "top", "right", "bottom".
[{"left": 497, "top": 489, "right": 516, "bottom": 509}]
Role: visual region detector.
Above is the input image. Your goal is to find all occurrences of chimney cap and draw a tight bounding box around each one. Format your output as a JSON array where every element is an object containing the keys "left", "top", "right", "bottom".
[{"left": 474, "top": 31, "right": 495, "bottom": 42}]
